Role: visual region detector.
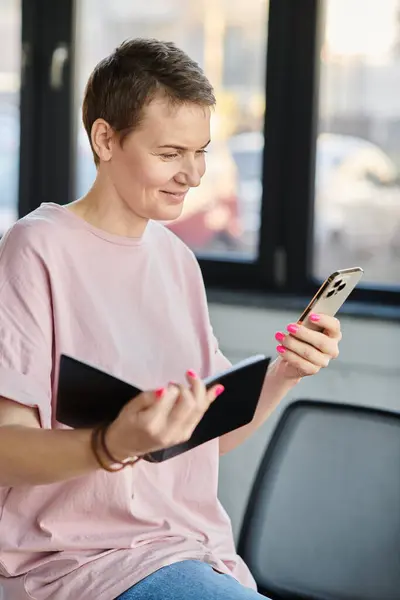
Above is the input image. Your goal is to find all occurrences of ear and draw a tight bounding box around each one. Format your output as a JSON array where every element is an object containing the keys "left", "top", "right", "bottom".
[{"left": 91, "top": 119, "right": 114, "bottom": 163}]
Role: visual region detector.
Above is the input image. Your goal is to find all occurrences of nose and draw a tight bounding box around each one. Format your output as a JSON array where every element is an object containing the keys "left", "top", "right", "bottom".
[{"left": 175, "top": 156, "right": 203, "bottom": 188}]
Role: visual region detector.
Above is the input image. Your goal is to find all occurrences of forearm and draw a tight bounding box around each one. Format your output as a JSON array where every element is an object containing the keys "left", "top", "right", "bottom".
[
  {"left": 219, "top": 358, "right": 300, "bottom": 455},
  {"left": 0, "top": 425, "right": 100, "bottom": 486}
]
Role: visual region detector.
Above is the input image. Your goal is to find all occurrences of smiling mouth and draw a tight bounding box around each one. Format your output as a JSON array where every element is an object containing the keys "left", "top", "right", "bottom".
[{"left": 161, "top": 190, "right": 188, "bottom": 201}]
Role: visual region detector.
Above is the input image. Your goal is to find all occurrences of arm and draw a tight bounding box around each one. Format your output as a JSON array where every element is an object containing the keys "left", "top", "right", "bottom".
[
  {"left": 219, "top": 358, "right": 298, "bottom": 455},
  {"left": 0, "top": 398, "right": 99, "bottom": 486},
  {"left": 0, "top": 227, "right": 103, "bottom": 487},
  {"left": 0, "top": 376, "right": 222, "bottom": 487},
  {"left": 219, "top": 314, "right": 342, "bottom": 455},
  {"left": 0, "top": 229, "right": 223, "bottom": 486},
  {"left": 0, "top": 228, "right": 102, "bottom": 485}
]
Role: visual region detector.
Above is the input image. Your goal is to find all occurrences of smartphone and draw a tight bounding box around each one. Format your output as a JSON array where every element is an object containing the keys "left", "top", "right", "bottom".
[{"left": 298, "top": 267, "right": 364, "bottom": 330}]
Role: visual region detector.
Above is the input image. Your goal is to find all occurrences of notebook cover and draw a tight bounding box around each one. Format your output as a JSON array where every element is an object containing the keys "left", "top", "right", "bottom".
[{"left": 56, "top": 354, "right": 270, "bottom": 462}]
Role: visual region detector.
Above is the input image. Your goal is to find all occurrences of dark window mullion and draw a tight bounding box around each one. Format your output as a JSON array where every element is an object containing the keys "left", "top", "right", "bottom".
[
  {"left": 19, "top": 0, "right": 73, "bottom": 219},
  {"left": 256, "top": 0, "right": 295, "bottom": 291},
  {"left": 19, "top": 0, "right": 42, "bottom": 218},
  {"left": 201, "top": 0, "right": 295, "bottom": 293},
  {"left": 39, "top": 0, "right": 74, "bottom": 208},
  {"left": 279, "top": 0, "right": 322, "bottom": 295}
]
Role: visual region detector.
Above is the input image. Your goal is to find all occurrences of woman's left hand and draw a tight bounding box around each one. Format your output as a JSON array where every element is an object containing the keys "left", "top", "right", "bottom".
[{"left": 274, "top": 313, "right": 342, "bottom": 380}]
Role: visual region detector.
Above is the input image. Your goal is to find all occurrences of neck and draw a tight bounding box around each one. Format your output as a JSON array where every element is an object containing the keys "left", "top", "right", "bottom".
[{"left": 68, "top": 173, "right": 148, "bottom": 238}]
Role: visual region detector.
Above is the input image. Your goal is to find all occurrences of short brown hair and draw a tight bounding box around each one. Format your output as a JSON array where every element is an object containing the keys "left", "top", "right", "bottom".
[{"left": 82, "top": 38, "right": 216, "bottom": 164}]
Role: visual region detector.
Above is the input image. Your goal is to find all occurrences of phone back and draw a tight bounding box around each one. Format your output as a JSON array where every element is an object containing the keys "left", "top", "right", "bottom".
[{"left": 300, "top": 268, "right": 364, "bottom": 330}]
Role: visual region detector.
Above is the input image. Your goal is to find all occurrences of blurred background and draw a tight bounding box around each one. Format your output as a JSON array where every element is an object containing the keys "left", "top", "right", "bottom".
[
  {"left": 3, "top": 0, "right": 400, "bottom": 287},
  {"left": 0, "top": 0, "right": 399, "bottom": 553}
]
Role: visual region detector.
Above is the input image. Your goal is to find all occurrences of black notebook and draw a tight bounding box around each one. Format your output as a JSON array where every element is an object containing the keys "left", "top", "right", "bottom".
[{"left": 56, "top": 354, "right": 271, "bottom": 462}]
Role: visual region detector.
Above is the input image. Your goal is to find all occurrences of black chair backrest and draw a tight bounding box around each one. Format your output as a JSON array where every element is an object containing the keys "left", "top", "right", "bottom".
[{"left": 238, "top": 400, "right": 400, "bottom": 600}]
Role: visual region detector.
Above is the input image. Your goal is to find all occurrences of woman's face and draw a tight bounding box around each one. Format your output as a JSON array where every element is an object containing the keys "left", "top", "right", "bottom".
[{"left": 95, "top": 97, "right": 211, "bottom": 222}]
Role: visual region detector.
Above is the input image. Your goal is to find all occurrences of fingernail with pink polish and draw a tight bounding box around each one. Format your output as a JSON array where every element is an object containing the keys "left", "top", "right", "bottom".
[
  {"left": 310, "top": 313, "right": 321, "bottom": 322},
  {"left": 276, "top": 345, "right": 286, "bottom": 354},
  {"left": 287, "top": 324, "right": 299, "bottom": 334},
  {"left": 275, "top": 332, "right": 285, "bottom": 342},
  {"left": 186, "top": 369, "right": 198, "bottom": 379},
  {"left": 155, "top": 387, "right": 165, "bottom": 399},
  {"left": 215, "top": 384, "right": 225, "bottom": 397}
]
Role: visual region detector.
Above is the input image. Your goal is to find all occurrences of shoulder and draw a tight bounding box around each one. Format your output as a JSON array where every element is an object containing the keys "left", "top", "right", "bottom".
[{"left": 0, "top": 207, "right": 58, "bottom": 267}]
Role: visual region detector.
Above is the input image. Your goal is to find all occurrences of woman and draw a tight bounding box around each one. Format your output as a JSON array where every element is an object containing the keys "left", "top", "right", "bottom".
[{"left": 0, "top": 39, "right": 341, "bottom": 600}]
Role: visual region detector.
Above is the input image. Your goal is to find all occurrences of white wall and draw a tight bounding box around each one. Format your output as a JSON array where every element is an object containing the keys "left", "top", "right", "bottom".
[{"left": 209, "top": 302, "right": 400, "bottom": 541}]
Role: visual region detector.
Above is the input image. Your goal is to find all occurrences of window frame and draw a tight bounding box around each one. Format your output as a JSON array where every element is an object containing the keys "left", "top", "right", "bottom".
[
  {"left": 201, "top": 0, "right": 400, "bottom": 309},
  {"left": 18, "top": 0, "right": 400, "bottom": 311},
  {"left": 19, "top": 0, "right": 74, "bottom": 218}
]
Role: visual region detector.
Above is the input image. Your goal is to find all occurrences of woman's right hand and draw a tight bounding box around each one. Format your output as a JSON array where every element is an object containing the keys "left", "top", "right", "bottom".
[{"left": 104, "top": 371, "right": 224, "bottom": 462}]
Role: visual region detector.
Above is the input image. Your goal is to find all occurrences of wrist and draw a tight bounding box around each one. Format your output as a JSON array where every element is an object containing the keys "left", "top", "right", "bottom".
[
  {"left": 91, "top": 423, "right": 141, "bottom": 473},
  {"left": 104, "top": 423, "right": 139, "bottom": 464},
  {"left": 269, "top": 357, "right": 302, "bottom": 387},
  {"left": 77, "top": 429, "right": 101, "bottom": 470}
]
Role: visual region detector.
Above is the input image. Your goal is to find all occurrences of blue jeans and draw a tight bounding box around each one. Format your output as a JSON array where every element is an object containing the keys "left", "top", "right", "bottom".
[{"left": 116, "top": 560, "right": 268, "bottom": 599}]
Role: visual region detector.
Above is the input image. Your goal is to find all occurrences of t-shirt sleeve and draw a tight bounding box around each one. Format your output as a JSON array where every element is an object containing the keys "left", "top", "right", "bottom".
[
  {"left": 0, "top": 225, "right": 53, "bottom": 428},
  {"left": 210, "top": 326, "right": 232, "bottom": 373}
]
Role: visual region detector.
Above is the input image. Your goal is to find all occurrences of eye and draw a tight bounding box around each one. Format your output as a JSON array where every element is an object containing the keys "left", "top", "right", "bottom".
[
  {"left": 196, "top": 149, "right": 208, "bottom": 155},
  {"left": 161, "top": 153, "right": 179, "bottom": 160}
]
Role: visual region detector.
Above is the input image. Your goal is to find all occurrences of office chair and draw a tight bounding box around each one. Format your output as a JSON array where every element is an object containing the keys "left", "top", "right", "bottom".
[{"left": 238, "top": 400, "right": 400, "bottom": 600}]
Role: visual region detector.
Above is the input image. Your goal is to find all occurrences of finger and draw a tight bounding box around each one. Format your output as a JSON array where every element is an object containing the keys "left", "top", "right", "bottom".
[
  {"left": 281, "top": 323, "right": 340, "bottom": 358},
  {"left": 185, "top": 370, "right": 225, "bottom": 413},
  {"left": 169, "top": 383, "right": 224, "bottom": 442},
  {"left": 143, "top": 385, "right": 180, "bottom": 420},
  {"left": 304, "top": 314, "right": 342, "bottom": 338},
  {"left": 277, "top": 336, "right": 330, "bottom": 368},
  {"left": 206, "top": 383, "right": 225, "bottom": 405},
  {"left": 129, "top": 390, "right": 161, "bottom": 413},
  {"left": 172, "top": 374, "right": 213, "bottom": 426},
  {"left": 163, "top": 382, "right": 210, "bottom": 447},
  {"left": 133, "top": 385, "right": 192, "bottom": 451},
  {"left": 175, "top": 382, "right": 223, "bottom": 425},
  {"left": 186, "top": 370, "right": 218, "bottom": 418},
  {"left": 168, "top": 385, "right": 198, "bottom": 431},
  {"left": 277, "top": 348, "right": 321, "bottom": 377},
  {"left": 185, "top": 369, "right": 205, "bottom": 399}
]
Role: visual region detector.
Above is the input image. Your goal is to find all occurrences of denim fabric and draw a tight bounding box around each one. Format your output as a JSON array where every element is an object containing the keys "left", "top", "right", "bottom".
[{"left": 116, "top": 560, "right": 268, "bottom": 600}]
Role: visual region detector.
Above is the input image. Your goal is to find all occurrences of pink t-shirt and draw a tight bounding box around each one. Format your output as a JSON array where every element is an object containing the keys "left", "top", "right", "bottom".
[{"left": 0, "top": 203, "right": 256, "bottom": 600}]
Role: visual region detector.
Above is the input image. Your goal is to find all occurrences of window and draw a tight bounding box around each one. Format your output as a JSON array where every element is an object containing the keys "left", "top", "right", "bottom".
[
  {"left": 73, "top": 0, "right": 268, "bottom": 260},
  {"left": 8, "top": 0, "right": 399, "bottom": 310},
  {"left": 314, "top": 0, "right": 400, "bottom": 288},
  {"left": 0, "top": 0, "right": 21, "bottom": 234}
]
